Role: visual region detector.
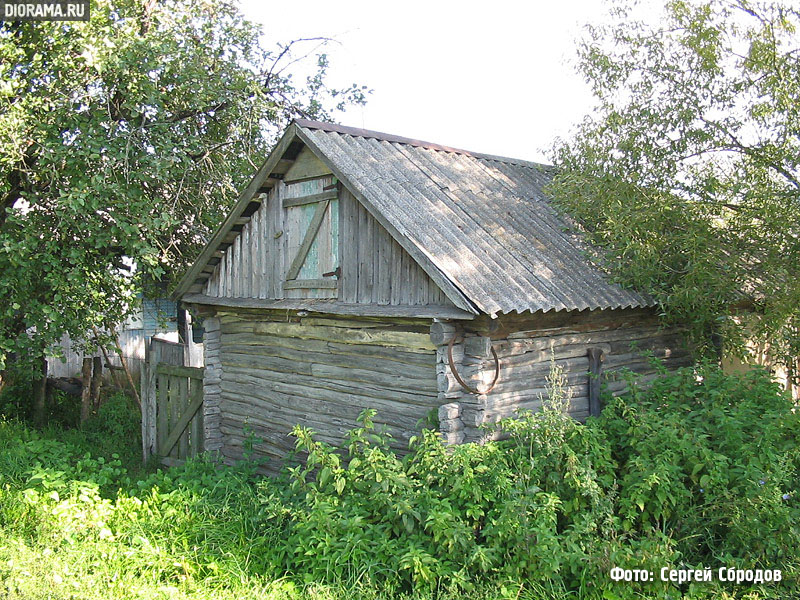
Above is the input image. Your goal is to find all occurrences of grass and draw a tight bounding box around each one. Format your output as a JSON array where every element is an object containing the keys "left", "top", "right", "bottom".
[
  {"left": 0, "top": 397, "right": 543, "bottom": 600},
  {"left": 1, "top": 366, "right": 798, "bottom": 600}
]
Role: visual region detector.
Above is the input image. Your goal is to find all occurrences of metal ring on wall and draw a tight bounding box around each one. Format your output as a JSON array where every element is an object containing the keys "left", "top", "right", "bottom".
[{"left": 447, "top": 335, "right": 500, "bottom": 395}]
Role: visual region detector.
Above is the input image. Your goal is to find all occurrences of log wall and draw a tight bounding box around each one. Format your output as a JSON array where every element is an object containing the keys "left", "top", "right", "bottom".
[
  {"left": 214, "top": 310, "right": 440, "bottom": 470},
  {"left": 433, "top": 308, "right": 692, "bottom": 442},
  {"left": 202, "top": 317, "right": 223, "bottom": 453},
  {"left": 202, "top": 307, "right": 691, "bottom": 464}
]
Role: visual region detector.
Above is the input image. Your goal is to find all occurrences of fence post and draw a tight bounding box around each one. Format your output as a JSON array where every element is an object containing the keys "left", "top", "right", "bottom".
[{"left": 140, "top": 341, "right": 149, "bottom": 463}]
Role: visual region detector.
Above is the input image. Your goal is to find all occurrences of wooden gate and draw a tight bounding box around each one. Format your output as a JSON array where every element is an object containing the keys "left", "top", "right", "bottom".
[{"left": 141, "top": 338, "right": 204, "bottom": 465}]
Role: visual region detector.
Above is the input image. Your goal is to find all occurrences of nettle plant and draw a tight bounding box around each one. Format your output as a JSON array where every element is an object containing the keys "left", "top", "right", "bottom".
[
  {"left": 600, "top": 364, "right": 800, "bottom": 570},
  {"left": 267, "top": 365, "right": 800, "bottom": 595}
]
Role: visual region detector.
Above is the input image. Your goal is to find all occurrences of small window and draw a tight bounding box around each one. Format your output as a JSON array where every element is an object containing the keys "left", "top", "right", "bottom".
[{"left": 283, "top": 179, "right": 339, "bottom": 298}]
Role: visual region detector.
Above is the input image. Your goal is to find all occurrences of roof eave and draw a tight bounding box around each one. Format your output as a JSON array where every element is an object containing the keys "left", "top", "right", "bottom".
[{"left": 172, "top": 123, "right": 303, "bottom": 300}]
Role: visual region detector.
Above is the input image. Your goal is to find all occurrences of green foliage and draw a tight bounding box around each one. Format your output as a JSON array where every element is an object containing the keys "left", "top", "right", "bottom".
[
  {"left": 601, "top": 364, "right": 800, "bottom": 569},
  {"left": 1, "top": 367, "right": 798, "bottom": 599},
  {"left": 549, "top": 0, "right": 800, "bottom": 365},
  {"left": 0, "top": 1, "right": 368, "bottom": 371}
]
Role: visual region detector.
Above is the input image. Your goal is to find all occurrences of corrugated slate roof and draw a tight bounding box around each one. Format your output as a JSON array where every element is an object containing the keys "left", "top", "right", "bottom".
[{"left": 295, "top": 120, "right": 653, "bottom": 315}]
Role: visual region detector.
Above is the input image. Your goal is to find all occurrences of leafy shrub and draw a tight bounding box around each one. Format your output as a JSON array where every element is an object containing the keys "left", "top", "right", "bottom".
[
  {"left": 0, "top": 364, "right": 798, "bottom": 600},
  {"left": 600, "top": 364, "right": 800, "bottom": 573}
]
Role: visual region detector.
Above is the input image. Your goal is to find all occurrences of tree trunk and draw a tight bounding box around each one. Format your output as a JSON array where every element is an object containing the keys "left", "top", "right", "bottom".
[
  {"left": 114, "top": 334, "right": 141, "bottom": 409},
  {"left": 80, "top": 357, "right": 93, "bottom": 423},
  {"left": 33, "top": 357, "right": 48, "bottom": 426},
  {"left": 90, "top": 356, "right": 103, "bottom": 411}
]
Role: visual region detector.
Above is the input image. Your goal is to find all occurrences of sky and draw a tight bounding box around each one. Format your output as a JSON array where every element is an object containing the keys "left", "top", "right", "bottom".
[{"left": 238, "top": 0, "right": 626, "bottom": 164}]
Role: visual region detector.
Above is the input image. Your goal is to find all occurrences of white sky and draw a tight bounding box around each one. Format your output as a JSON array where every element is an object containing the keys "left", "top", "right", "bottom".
[{"left": 239, "top": 1, "right": 637, "bottom": 163}]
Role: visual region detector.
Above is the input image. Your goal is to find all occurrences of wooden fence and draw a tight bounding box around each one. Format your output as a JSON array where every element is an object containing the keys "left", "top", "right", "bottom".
[{"left": 141, "top": 338, "right": 204, "bottom": 465}]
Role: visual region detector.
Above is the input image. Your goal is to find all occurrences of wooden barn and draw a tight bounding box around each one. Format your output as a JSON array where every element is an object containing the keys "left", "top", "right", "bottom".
[{"left": 174, "top": 120, "right": 691, "bottom": 467}]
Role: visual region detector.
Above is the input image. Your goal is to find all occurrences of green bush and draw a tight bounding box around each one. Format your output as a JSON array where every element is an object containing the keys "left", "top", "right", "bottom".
[
  {"left": 0, "top": 364, "right": 797, "bottom": 600},
  {"left": 600, "top": 364, "right": 800, "bottom": 571}
]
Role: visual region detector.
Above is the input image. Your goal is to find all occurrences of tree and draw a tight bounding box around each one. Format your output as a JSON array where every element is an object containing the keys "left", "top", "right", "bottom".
[
  {"left": 550, "top": 0, "right": 800, "bottom": 377},
  {"left": 0, "top": 0, "right": 367, "bottom": 378}
]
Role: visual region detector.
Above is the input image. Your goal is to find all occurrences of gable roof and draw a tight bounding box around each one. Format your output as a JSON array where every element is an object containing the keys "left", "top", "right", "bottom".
[{"left": 175, "top": 120, "right": 654, "bottom": 316}]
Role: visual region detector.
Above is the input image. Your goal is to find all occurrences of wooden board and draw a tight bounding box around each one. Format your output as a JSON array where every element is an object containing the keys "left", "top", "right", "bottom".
[{"left": 282, "top": 146, "right": 333, "bottom": 183}]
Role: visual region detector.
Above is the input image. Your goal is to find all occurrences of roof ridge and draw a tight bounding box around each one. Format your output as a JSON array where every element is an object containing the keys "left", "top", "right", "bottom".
[{"left": 294, "top": 119, "right": 553, "bottom": 170}]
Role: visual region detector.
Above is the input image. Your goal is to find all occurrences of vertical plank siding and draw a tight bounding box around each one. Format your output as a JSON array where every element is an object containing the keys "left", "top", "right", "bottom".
[
  {"left": 202, "top": 181, "right": 453, "bottom": 308},
  {"left": 338, "top": 188, "right": 452, "bottom": 306},
  {"left": 47, "top": 328, "right": 169, "bottom": 382},
  {"left": 214, "top": 310, "right": 439, "bottom": 471}
]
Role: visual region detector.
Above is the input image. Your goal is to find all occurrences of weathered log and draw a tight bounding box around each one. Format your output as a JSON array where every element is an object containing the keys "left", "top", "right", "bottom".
[
  {"left": 430, "top": 321, "right": 457, "bottom": 346},
  {"left": 222, "top": 365, "right": 438, "bottom": 407},
  {"left": 80, "top": 357, "right": 93, "bottom": 423},
  {"left": 221, "top": 344, "right": 434, "bottom": 377},
  {"left": 47, "top": 376, "right": 82, "bottom": 396}
]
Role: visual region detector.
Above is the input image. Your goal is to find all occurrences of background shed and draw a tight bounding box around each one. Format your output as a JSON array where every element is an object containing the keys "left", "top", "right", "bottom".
[
  {"left": 48, "top": 296, "right": 180, "bottom": 381},
  {"left": 176, "top": 120, "right": 691, "bottom": 468}
]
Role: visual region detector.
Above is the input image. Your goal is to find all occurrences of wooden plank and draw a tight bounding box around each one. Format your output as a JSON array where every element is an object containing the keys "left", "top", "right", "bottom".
[
  {"left": 190, "top": 378, "right": 204, "bottom": 456},
  {"left": 285, "top": 199, "right": 329, "bottom": 281},
  {"left": 390, "top": 238, "right": 402, "bottom": 305},
  {"left": 329, "top": 196, "right": 339, "bottom": 280},
  {"left": 408, "top": 256, "right": 419, "bottom": 305},
  {"left": 242, "top": 220, "right": 251, "bottom": 297},
  {"left": 252, "top": 206, "right": 262, "bottom": 298},
  {"left": 274, "top": 185, "right": 285, "bottom": 299},
  {"left": 225, "top": 245, "right": 233, "bottom": 296},
  {"left": 282, "top": 146, "right": 333, "bottom": 182},
  {"left": 341, "top": 188, "right": 358, "bottom": 303},
  {"left": 282, "top": 190, "right": 337, "bottom": 208},
  {"left": 156, "top": 363, "right": 204, "bottom": 379},
  {"left": 259, "top": 199, "right": 270, "bottom": 299},
  {"left": 218, "top": 250, "right": 226, "bottom": 296},
  {"left": 182, "top": 294, "right": 476, "bottom": 320},
  {"left": 262, "top": 191, "right": 275, "bottom": 299},
  {"left": 273, "top": 158, "right": 295, "bottom": 174},
  {"left": 401, "top": 248, "right": 412, "bottom": 304},
  {"left": 283, "top": 279, "right": 338, "bottom": 290},
  {"left": 375, "top": 225, "right": 391, "bottom": 305},
  {"left": 362, "top": 203, "right": 375, "bottom": 301},
  {"left": 235, "top": 235, "right": 243, "bottom": 297},
  {"left": 157, "top": 373, "right": 169, "bottom": 455},
  {"left": 178, "top": 375, "right": 190, "bottom": 459},
  {"left": 160, "top": 390, "right": 205, "bottom": 457},
  {"left": 167, "top": 375, "right": 179, "bottom": 460}
]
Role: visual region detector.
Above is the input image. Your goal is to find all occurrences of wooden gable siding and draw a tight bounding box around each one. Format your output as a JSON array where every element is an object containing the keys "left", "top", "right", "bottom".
[
  {"left": 283, "top": 146, "right": 331, "bottom": 183},
  {"left": 202, "top": 175, "right": 454, "bottom": 307},
  {"left": 338, "top": 187, "right": 453, "bottom": 306}
]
